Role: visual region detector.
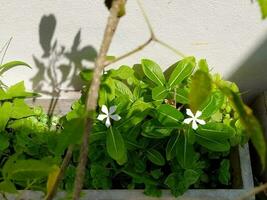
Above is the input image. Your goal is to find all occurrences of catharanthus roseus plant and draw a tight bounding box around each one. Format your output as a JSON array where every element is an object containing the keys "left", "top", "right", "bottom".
[{"left": 60, "top": 56, "right": 265, "bottom": 197}]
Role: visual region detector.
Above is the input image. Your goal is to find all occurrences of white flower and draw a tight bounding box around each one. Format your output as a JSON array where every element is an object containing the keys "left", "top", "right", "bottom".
[
  {"left": 97, "top": 105, "right": 121, "bottom": 128},
  {"left": 183, "top": 109, "right": 206, "bottom": 130}
]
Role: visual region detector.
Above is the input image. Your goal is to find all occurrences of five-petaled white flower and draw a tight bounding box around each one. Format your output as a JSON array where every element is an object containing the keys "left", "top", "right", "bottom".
[
  {"left": 183, "top": 109, "right": 206, "bottom": 130},
  {"left": 97, "top": 105, "right": 121, "bottom": 128}
]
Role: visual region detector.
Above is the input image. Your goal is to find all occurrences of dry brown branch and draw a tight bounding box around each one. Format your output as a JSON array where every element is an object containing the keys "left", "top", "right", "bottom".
[
  {"left": 72, "top": 0, "right": 126, "bottom": 199},
  {"left": 45, "top": 145, "right": 73, "bottom": 200},
  {"left": 237, "top": 182, "right": 267, "bottom": 200}
]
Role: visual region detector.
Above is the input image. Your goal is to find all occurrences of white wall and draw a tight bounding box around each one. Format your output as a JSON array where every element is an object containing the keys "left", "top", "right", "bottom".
[{"left": 1, "top": 0, "right": 267, "bottom": 100}]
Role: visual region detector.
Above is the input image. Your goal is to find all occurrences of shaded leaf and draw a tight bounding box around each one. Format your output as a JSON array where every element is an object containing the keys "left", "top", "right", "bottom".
[
  {"left": 106, "top": 127, "right": 127, "bottom": 164},
  {"left": 146, "top": 149, "right": 165, "bottom": 166},
  {"left": 189, "top": 70, "right": 212, "bottom": 113}
]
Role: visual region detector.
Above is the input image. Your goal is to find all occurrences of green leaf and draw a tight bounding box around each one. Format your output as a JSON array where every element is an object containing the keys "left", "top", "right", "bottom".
[
  {"left": 146, "top": 149, "right": 165, "bottom": 166},
  {"left": 0, "top": 81, "right": 38, "bottom": 100},
  {"left": 80, "top": 69, "right": 93, "bottom": 82},
  {"left": 0, "top": 180, "right": 17, "bottom": 193},
  {"left": 156, "top": 104, "right": 184, "bottom": 126},
  {"left": 118, "top": 100, "right": 151, "bottom": 130},
  {"left": 0, "top": 61, "right": 31, "bottom": 75},
  {"left": 196, "top": 123, "right": 235, "bottom": 152},
  {"left": 218, "top": 159, "right": 230, "bottom": 185},
  {"left": 56, "top": 118, "right": 84, "bottom": 155},
  {"left": 189, "top": 70, "right": 212, "bottom": 113},
  {"left": 98, "top": 77, "right": 115, "bottom": 106},
  {"left": 11, "top": 99, "right": 35, "bottom": 119},
  {"left": 110, "top": 65, "right": 138, "bottom": 85},
  {"left": 198, "top": 59, "right": 209, "bottom": 73},
  {"left": 113, "top": 79, "right": 134, "bottom": 100},
  {"left": 0, "top": 102, "right": 12, "bottom": 131},
  {"left": 200, "top": 91, "right": 224, "bottom": 119},
  {"left": 6, "top": 159, "right": 53, "bottom": 180},
  {"left": 219, "top": 86, "right": 266, "bottom": 168},
  {"left": 0, "top": 134, "right": 9, "bottom": 151},
  {"left": 106, "top": 127, "right": 127, "bottom": 164},
  {"left": 142, "top": 119, "right": 173, "bottom": 138},
  {"left": 141, "top": 59, "right": 165, "bottom": 86},
  {"left": 168, "top": 57, "right": 196, "bottom": 88},
  {"left": 152, "top": 86, "right": 168, "bottom": 100},
  {"left": 166, "top": 133, "right": 180, "bottom": 160},
  {"left": 258, "top": 0, "right": 267, "bottom": 19},
  {"left": 176, "top": 133, "right": 196, "bottom": 169},
  {"left": 171, "top": 88, "right": 189, "bottom": 104}
]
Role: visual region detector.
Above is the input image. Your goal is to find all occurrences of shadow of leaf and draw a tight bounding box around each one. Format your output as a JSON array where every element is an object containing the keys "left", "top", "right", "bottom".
[{"left": 39, "top": 14, "right": 56, "bottom": 58}]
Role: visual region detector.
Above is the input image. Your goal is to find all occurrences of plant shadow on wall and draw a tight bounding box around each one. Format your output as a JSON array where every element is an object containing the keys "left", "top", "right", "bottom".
[
  {"left": 229, "top": 34, "right": 267, "bottom": 104},
  {"left": 30, "top": 14, "right": 97, "bottom": 115}
]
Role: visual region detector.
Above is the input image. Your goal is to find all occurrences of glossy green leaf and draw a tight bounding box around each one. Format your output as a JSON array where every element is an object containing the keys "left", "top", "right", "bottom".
[
  {"left": 258, "top": 0, "right": 267, "bottom": 19},
  {"left": 189, "top": 70, "right": 212, "bottom": 113},
  {"left": 0, "top": 61, "right": 31, "bottom": 75},
  {"left": 196, "top": 123, "right": 235, "bottom": 152},
  {"left": 142, "top": 119, "right": 173, "bottom": 138},
  {"left": 166, "top": 133, "right": 180, "bottom": 160},
  {"left": 118, "top": 100, "right": 151, "bottom": 130},
  {"left": 152, "top": 86, "right": 168, "bottom": 100},
  {"left": 146, "top": 149, "right": 165, "bottom": 166},
  {"left": 106, "top": 127, "right": 126, "bottom": 164},
  {"left": 168, "top": 57, "right": 195, "bottom": 88},
  {"left": 141, "top": 59, "right": 165, "bottom": 86},
  {"left": 156, "top": 104, "right": 184, "bottom": 126},
  {"left": 176, "top": 134, "right": 196, "bottom": 169},
  {"left": 200, "top": 91, "right": 224, "bottom": 119},
  {"left": 171, "top": 88, "right": 189, "bottom": 104},
  {"left": 113, "top": 79, "right": 134, "bottom": 100}
]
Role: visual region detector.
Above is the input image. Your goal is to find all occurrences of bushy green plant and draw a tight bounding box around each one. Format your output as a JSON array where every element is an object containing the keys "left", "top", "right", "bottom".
[
  {"left": 0, "top": 57, "right": 265, "bottom": 198},
  {"left": 59, "top": 56, "right": 262, "bottom": 197}
]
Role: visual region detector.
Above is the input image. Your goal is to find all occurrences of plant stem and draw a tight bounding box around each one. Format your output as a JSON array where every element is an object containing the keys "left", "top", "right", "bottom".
[
  {"left": 72, "top": 1, "right": 125, "bottom": 199},
  {"left": 154, "top": 38, "right": 186, "bottom": 58},
  {"left": 103, "top": 37, "right": 153, "bottom": 67},
  {"left": 237, "top": 182, "right": 267, "bottom": 200},
  {"left": 45, "top": 145, "right": 73, "bottom": 200}
]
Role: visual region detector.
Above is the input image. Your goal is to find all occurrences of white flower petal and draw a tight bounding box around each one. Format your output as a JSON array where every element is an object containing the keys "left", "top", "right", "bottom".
[
  {"left": 110, "top": 114, "right": 121, "bottom": 121},
  {"left": 101, "top": 105, "right": 109, "bottom": 115},
  {"left": 105, "top": 117, "right": 111, "bottom": 128},
  {"left": 183, "top": 118, "right": 193, "bottom": 124},
  {"left": 97, "top": 114, "right": 107, "bottom": 121},
  {"left": 109, "top": 106, "right": 117, "bottom": 114},
  {"left": 195, "top": 110, "right": 202, "bottom": 118},
  {"left": 196, "top": 119, "right": 206, "bottom": 125},
  {"left": 186, "top": 109, "right": 194, "bottom": 117},
  {"left": 192, "top": 120, "right": 198, "bottom": 130}
]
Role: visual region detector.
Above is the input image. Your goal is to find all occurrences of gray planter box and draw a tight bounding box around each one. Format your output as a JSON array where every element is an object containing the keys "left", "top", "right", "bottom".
[{"left": 0, "top": 99, "right": 255, "bottom": 200}]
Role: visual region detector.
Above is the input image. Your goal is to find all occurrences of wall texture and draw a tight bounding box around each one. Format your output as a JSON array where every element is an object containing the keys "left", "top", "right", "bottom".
[{"left": 1, "top": 0, "right": 267, "bottom": 100}]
